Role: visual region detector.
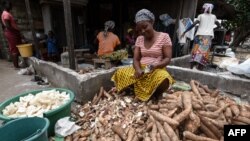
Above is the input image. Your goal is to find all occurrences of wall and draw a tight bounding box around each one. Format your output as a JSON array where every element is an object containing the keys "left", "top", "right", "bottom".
[
  {"left": 181, "top": 0, "right": 198, "bottom": 19},
  {"left": 167, "top": 65, "right": 250, "bottom": 99},
  {"left": 29, "top": 57, "right": 115, "bottom": 103},
  {"left": 13, "top": 0, "right": 43, "bottom": 32},
  {"left": 30, "top": 57, "right": 250, "bottom": 103},
  {"left": 170, "top": 55, "right": 191, "bottom": 68},
  {"left": 40, "top": 0, "right": 88, "bottom": 6},
  {"left": 0, "top": 0, "right": 43, "bottom": 59}
]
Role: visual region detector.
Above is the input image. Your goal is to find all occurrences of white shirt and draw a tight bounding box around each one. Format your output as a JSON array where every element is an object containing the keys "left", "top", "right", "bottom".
[{"left": 196, "top": 13, "right": 217, "bottom": 37}]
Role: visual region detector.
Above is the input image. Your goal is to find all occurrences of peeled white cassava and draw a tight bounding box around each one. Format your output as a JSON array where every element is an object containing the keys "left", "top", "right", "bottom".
[{"left": 2, "top": 89, "right": 70, "bottom": 118}]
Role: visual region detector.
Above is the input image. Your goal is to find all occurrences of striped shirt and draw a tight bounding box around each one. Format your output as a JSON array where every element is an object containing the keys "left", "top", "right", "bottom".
[{"left": 135, "top": 32, "right": 172, "bottom": 65}]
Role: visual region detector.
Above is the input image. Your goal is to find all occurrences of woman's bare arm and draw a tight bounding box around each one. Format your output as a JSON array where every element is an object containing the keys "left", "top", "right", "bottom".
[
  {"left": 133, "top": 46, "right": 142, "bottom": 71},
  {"left": 154, "top": 45, "right": 172, "bottom": 69}
]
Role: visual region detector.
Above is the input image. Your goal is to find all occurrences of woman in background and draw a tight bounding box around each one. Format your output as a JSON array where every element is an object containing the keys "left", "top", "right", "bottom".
[
  {"left": 125, "top": 28, "right": 136, "bottom": 57},
  {"left": 96, "top": 21, "right": 121, "bottom": 56},
  {"left": 1, "top": 1, "right": 22, "bottom": 68},
  {"left": 181, "top": 3, "right": 221, "bottom": 70},
  {"left": 96, "top": 20, "right": 127, "bottom": 62},
  {"left": 47, "top": 30, "right": 58, "bottom": 62}
]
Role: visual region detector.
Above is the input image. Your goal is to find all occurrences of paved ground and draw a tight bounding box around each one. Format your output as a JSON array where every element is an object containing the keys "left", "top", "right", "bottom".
[{"left": 0, "top": 59, "right": 50, "bottom": 103}]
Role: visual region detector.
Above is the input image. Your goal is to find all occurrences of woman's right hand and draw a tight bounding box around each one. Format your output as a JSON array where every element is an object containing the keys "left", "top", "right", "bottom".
[{"left": 134, "top": 69, "right": 144, "bottom": 78}]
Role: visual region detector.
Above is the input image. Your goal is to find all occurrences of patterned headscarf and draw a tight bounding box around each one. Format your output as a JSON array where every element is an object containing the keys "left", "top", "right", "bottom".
[
  {"left": 203, "top": 3, "right": 214, "bottom": 14},
  {"left": 135, "top": 9, "right": 155, "bottom": 23},
  {"left": 104, "top": 20, "right": 115, "bottom": 37}
]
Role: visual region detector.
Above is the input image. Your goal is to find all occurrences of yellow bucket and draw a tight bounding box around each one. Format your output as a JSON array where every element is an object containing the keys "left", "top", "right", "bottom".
[{"left": 17, "top": 44, "right": 33, "bottom": 57}]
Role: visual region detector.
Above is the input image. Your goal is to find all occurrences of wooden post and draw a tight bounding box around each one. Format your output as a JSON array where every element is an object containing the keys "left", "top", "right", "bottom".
[
  {"left": 193, "top": 0, "right": 198, "bottom": 20},
  {"left": 172, "top": 0, "right": 184, "bottom": 57},
  {"left": 63, "top": 0, "right": 76, "bottom": 70},
  {"left": 83, "top": 9, "right": 88, "bottom": 46},
  {"left": 119, "top": 0, "right": 122, "bottom": 39},
  {"left": 25, "top": 0, "right": 42, "bottom": 59}
]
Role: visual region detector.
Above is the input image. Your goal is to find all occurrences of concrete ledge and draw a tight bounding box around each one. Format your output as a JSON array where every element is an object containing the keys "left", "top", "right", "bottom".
[
  {"left": 29, "top": 57, "right": 249, "bottom": 103},
  {"left": 170, "top": 55, "right": 191, "bottom": 68},
  {"left": 167, "top": 65, "right": 250, "bottom": 97},
  {"left": 29, "top": 57, "right": 115, "bottom": 103}
]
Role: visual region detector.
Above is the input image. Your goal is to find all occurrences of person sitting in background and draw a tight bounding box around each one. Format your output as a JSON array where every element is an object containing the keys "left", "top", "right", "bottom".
[
  {"left": 96, "top": 21, "right": 120, "bottom": 56},
  {"left": 112, "top": 9, "right": 174, "bottom": 101},
  {"left": 96, "top": 20, "right": 127, "bottom": 62},
  {"left": 181, "top": 3, "right": 221, "bottom": 70},
  {"left": 125, "top": 28, "right": 135, "bottom": 45},
  {"left": 47, "top": 30, "right": 58, "bottom": 62},
  {"left": 224, "top": 30, "right": 232, "bottom": 45},
  {"left": 125, "top": 28, "right": 136, "bottom": 57}
]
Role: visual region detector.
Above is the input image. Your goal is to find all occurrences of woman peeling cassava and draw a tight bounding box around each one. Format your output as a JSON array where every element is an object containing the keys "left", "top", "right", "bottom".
[{"left": 112, "top": 9, "right": 174, "bottom": 101}]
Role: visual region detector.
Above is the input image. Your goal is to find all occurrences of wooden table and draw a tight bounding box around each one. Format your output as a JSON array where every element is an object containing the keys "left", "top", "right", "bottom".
[
  {"left": 92, "top": 58, "right": 111, "bottom": 69},
  {"left": 74, "top": 48, "right": 90, "bottom": 70}
]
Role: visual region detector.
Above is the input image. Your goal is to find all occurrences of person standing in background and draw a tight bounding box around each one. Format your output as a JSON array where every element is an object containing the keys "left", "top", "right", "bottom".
[
  {"left": 47, "top": 30, "right": 58, "bottom": 62},
  {"left": 181, "top": 3, "right": 221, "bottom": 70},
  {"left": 1, "top": 1, "right": 23, "bottom": 68}
]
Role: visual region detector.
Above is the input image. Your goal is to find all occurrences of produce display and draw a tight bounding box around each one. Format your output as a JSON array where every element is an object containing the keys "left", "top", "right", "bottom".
[
  {"left": 2, "top": 89, "right": 70, "bottom": 118},
  {"left": 67, "top": 80, "right": 250, "bottom": 141}
]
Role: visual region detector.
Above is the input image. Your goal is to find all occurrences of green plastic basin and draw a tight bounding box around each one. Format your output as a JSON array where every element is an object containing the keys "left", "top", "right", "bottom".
[
  {"left": 0, "top": 117, "right": 49, "bottom": 141},
  {"left": 0, "top": 88, "right": 75, "bottom": 136}
]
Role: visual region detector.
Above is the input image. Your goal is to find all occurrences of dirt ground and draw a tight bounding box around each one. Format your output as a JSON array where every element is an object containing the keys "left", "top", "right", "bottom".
[{"left": 0, "top": 59, "right": 50, "bottom": 103}]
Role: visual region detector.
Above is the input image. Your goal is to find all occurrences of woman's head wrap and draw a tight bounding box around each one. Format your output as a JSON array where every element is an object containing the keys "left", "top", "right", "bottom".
[
  {"left": 103, "top": 20, "right": 115, "bottom": 37},
  {"left": 135, "top": 9, "right": 155, "bottom": 23},
  {"left": 203, "top": 3, "right": 214, "bottom": 14}
]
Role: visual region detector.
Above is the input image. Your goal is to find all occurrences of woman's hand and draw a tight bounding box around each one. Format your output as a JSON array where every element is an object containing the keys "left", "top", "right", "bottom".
[
  {"left": 134, "top": 69, "right": 144, "bottom": 78},
  {"left": 145, "top": 64, "right": 156, "bottom": 73},
  {"left": 149, "top": 64, "right": 157, "bottom": 71}
]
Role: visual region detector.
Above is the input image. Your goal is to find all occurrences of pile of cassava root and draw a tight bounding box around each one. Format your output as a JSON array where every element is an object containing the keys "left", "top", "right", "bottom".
[{"left": 66, "top": 80, "right": 250, "bottom": 141}]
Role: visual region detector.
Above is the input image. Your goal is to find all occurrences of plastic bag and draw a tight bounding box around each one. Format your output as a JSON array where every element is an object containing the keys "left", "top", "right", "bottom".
[
  {"left": 17, "top": 65, "right": 34, "bottom": 75},
  {"left": 219, "top": 58, "right": 239, "bottom": 69},
  {"left": 159, "top": 13, "right": 173, "bottom": 27},
  {"left": 172, "top": 81, "right": 191, "bottom": 91},
  {"left": 225, "top": 48, "right": 235, "bottom": 58},
  {"left": 227, "top": 58, "right": 250, "bottom": 78},
  {"left": 54, "top": 117, "right": 81, "bottom": 137}
]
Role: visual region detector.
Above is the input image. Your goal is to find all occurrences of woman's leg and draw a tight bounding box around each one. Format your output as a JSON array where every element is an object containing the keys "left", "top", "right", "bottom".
[
  {"left": 152, "top": 79, "right": 169, "bottom": 100},
  {"left": 190, "top": 62, "right": 195, "bottom": 69},
  {"left": 4, "top": 31, "right": 22, "bottom": 68},
  {"left": 197, "top": 63, "right": 204, "bottom": 70},
  {"left": 111, "top": 66, "right": 137, "bottom": 93},
  {"left": 22, "top": 57, "right": 29, "bottom": 67},
  {"left": 11, "top": 53, "right": 19, "bottom": 68}
]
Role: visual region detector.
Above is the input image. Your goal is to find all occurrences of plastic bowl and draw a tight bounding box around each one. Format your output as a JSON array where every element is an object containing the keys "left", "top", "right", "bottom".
[
  {"left": 121, "top": 58, "right": 133, "bottom": 65},
  {"left": 0, "top": 88, "right": 75, "bottom": 136},
  {"left": 0, "top": 117, "right": 49, "bottom": 141}
]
